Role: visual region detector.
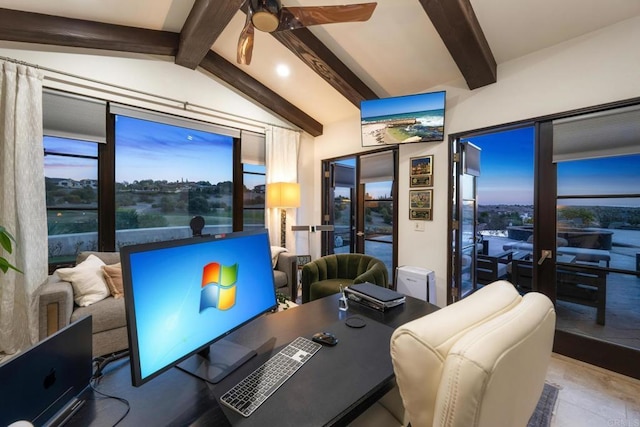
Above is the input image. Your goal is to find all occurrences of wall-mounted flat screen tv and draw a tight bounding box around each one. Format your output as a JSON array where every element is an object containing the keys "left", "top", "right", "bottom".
[{"left": 360, "top": 91, "right": 446, "bottom": 147}]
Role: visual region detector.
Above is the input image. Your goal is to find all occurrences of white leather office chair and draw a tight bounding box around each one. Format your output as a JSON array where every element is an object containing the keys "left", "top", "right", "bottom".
[{"left": 351, "top": 280, "right": 556, "bottom": 427}]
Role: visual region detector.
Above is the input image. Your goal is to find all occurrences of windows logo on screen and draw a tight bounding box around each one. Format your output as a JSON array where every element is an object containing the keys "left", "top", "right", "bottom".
[{"left": 199, "top": 262, "right": 239, "bottom": 312}]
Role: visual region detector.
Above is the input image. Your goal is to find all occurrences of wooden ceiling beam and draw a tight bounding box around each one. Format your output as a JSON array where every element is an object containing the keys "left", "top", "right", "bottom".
[
  {"left": 200, "top": 52, "right": 323, "bottom": 137},
  {"left": 418, "top": 0, "right": 496, "bottom": 89},
  {"left": 0, "top": 8, "right": 322, "bottom": 136},
  {"left": 0, "top": 8, "right": 178, "bottom": 55},
  {"left": 271, "top": 27, "right": 378, "bottom": 107},
  {"left": 176, "top": 0, "right": 245, "bottom": 69}
]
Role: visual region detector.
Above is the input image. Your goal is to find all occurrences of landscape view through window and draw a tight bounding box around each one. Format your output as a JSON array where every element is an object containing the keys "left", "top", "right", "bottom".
[{"left": 44, "top": 116, "right": 265, "bottom": 263}]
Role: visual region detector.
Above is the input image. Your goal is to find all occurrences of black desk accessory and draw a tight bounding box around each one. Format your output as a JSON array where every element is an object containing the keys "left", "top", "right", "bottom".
[
  {"left": 312, "top": 331, "right": 338, "bottom": 346},
  {"left": 345, "top": 316, "right": 367, "bottom": 328},
  {"left": 345, "top": 283, "right": 406, "bottom": 312}
]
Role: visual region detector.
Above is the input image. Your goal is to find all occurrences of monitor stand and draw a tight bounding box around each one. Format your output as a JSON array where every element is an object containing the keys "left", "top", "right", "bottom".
[{"left": 177, "top": 339, "right": 256, "bottom": 384}]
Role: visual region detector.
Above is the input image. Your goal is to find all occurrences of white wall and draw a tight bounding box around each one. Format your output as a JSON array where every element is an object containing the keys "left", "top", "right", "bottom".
[
  {"left": 310, "top": 16, "right": 640, "bottom": 307},
  {"left": 0, "top": 42, "right": 292, "bottom": 133}
]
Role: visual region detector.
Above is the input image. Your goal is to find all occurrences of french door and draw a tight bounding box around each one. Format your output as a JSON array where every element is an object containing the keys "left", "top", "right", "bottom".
[
  {"left": 450, "top": 102, "right": 640, "bottom": 379},
  {"left": 321, "top": 148, "right": 398, "bottom": 284}
]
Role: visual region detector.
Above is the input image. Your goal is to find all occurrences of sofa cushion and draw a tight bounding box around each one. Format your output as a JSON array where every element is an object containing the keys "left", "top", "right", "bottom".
[
  {"left": 271, "top": 246, "right": 288, "bottom": 268},
  {"left": 56, "top": 254, "right": 110, "bottom": 306},
  {"left": 102, "top": 262, "right": 124, "bottom": 299},
  {"left": 273, "top": 270, "right": 288, "bottom": 289},
  {"left": 77, "top": 251, "right": 121, "bottom": 266},
  {"left": 71, "top": 295, "right": 127, "bottom": 334}
]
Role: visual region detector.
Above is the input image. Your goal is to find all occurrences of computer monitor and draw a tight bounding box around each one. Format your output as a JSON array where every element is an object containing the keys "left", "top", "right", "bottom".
[
  {"left": 121, "top": 229, "right": 277, "bottom": 387},
  {"left": 0, "top": 316, "right": 92, "bottom": 426}
]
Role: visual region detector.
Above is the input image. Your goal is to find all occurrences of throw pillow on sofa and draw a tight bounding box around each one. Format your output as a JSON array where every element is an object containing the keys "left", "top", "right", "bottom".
[
  {"left": 56, "top": 254, "right": 111, "bottom": 306},
  {"left": 102, "top": 262, "right": 124, "bottom": 299}
]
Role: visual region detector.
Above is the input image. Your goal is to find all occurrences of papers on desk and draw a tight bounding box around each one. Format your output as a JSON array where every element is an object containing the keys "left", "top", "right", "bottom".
[{"left": 345, "top": 282, "right": 405, "bottom": 312}]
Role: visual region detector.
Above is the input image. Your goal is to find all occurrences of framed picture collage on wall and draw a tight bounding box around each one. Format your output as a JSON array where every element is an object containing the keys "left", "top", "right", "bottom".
[{"left": 409, "top": 155, "right": 433, "bottom": 221}]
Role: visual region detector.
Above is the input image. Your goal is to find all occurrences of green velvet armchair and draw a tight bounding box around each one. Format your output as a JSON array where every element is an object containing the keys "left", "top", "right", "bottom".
[{"left": 301, "top": 253, "right": 389, "bottom": 303}]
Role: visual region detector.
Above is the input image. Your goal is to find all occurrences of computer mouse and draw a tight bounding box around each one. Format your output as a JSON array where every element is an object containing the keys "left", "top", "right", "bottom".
[{"left": 312, "top": 331, "right": 338, "bottom": 346}]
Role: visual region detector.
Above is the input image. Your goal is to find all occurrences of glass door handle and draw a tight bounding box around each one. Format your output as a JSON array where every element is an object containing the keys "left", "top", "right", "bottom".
[
  {"left": 356, "top": 231, "right": 365, "bottom": 237},
  {"left": 538, "top": 249, "right": 553, "bottom": 265}
]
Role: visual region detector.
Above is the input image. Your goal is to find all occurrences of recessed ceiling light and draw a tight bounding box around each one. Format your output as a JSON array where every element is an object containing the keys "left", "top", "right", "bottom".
[{"left": 276, "top": 64, "right": 290, "bottom": 78}]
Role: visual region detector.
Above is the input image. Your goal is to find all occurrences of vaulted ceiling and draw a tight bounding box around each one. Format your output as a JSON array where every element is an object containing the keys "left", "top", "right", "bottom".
[{"left": 0, "top": 0, "right": 639, "bottom": 136}]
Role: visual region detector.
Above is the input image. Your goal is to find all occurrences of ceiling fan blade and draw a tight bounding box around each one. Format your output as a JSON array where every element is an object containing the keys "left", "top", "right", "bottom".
[
  {"left": 276, "top": 3, "right": 377, "bottom": 31},
  {"left": 237, "top": 12, "right": 255, "bottom": 65}
]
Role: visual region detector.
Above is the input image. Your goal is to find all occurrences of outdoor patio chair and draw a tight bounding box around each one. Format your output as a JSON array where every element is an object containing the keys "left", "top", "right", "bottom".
[{"left": 477, "top": 251, "right": 513, "bottom": 285}]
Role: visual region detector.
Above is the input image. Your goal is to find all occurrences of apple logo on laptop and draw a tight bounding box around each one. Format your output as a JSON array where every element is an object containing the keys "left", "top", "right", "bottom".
[{"left": 43, "top": 368, "right": 56, "bottom": 389}]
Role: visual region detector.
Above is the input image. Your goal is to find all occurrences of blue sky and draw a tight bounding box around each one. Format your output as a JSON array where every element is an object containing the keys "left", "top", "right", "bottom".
[
  {"left": 467, "top": 126, "right": 640, "bottom": 206},
  {"left": 115, "top": 116, "right": 233, "bottom": 183},
  {"left": 360, "top": 91, "right": 445, "bottom": 119},
  {"left": 558, "top": 156, "right": 640, "bottom": 198},
  {"left": 466, "top": 127, "right": 535, "bottom": 205},
  {"left": 45, "top": 117, "right": 234, "bottom": 184}
]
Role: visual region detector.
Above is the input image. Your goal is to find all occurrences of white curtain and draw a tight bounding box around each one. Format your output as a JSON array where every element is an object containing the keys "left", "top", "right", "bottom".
[
  {"left": 0, "top": 62, "right": 47, "bottom": 355},
  {"left": 265, "top": 126, "right": 300, "bottom": 252}
]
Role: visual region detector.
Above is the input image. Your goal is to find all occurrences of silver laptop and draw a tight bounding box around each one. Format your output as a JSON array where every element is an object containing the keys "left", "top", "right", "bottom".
[{"left": 0, "top": 316, "right": 93, "bottom": 427}]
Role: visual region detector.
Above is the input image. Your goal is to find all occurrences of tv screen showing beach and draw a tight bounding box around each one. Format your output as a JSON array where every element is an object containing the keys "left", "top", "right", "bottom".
[{"left": 360, "top": 91, "right": 445, "bottom": 146}]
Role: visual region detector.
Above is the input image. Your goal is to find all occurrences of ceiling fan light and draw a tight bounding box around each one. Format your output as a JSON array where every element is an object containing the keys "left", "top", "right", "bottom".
[
  {"left": 249, "top": 0, "right": 281, "bottom": 32},
  {"left": 252, "top": 11, "right": 280, "bottom": 32}
]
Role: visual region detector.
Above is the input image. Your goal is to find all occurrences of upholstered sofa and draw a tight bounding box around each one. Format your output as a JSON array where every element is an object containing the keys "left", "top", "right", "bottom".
[
  {"left": 270, "top": 248, "right": 299, "bottom": 301},
  {"left": 301, "top": 253, "right": 388, "bottom": 303},
  {"left": 38, "top": 249, "right": 298, "bottom": 357},
  {"left": 38, "top": 252, "right": 126, "bottom": 358}
]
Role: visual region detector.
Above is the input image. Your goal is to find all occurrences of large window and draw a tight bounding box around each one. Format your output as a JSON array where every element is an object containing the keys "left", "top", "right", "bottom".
[
  {"left": 43, "top": 89, "right": 106, "bottom": 265},
  {"left": 43, "top": 89, "right": 267, "bottom": 265},
  {"left": 44, "top": 137, "right": 99, "bottom": 264},
  {"left": 242, "top": 163, "right": 266, "bottom": 230},
  {"left": 114, "top": 115, "right": 234, "bottom": 247},
  {"left": 240, "top": 130, "right": 267, "bottom": 231}
]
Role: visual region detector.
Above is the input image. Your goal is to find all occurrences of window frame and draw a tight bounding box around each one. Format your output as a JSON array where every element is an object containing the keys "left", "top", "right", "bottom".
[{"left": 44, "top": 91, "right": 261, "bottom": 268}]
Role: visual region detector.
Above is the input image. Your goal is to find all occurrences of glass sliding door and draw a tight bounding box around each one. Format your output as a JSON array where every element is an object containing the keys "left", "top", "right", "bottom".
[{"left": 551, "top": 105, "right": 640, "bottom": 365}]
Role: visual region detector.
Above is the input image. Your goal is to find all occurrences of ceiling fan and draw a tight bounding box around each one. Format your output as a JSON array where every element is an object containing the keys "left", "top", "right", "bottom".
[{"left": 238, "top": 0, "right": 377, "bottom": 65}]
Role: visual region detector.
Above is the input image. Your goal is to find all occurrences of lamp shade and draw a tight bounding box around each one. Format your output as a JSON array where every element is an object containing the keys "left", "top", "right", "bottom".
[{"left": 266, "top": 182, "right": 300, "bottom": 208}]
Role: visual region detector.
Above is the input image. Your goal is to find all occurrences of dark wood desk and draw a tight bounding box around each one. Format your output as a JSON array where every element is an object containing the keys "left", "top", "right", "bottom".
[{"left": 69, "top": 294, "right": 437, "bottom": 426}]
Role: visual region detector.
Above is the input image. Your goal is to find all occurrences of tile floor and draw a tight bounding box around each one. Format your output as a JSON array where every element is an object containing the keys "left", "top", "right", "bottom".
[{"left": 546, "top": 353, "right": 640, "bottom": 426}]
